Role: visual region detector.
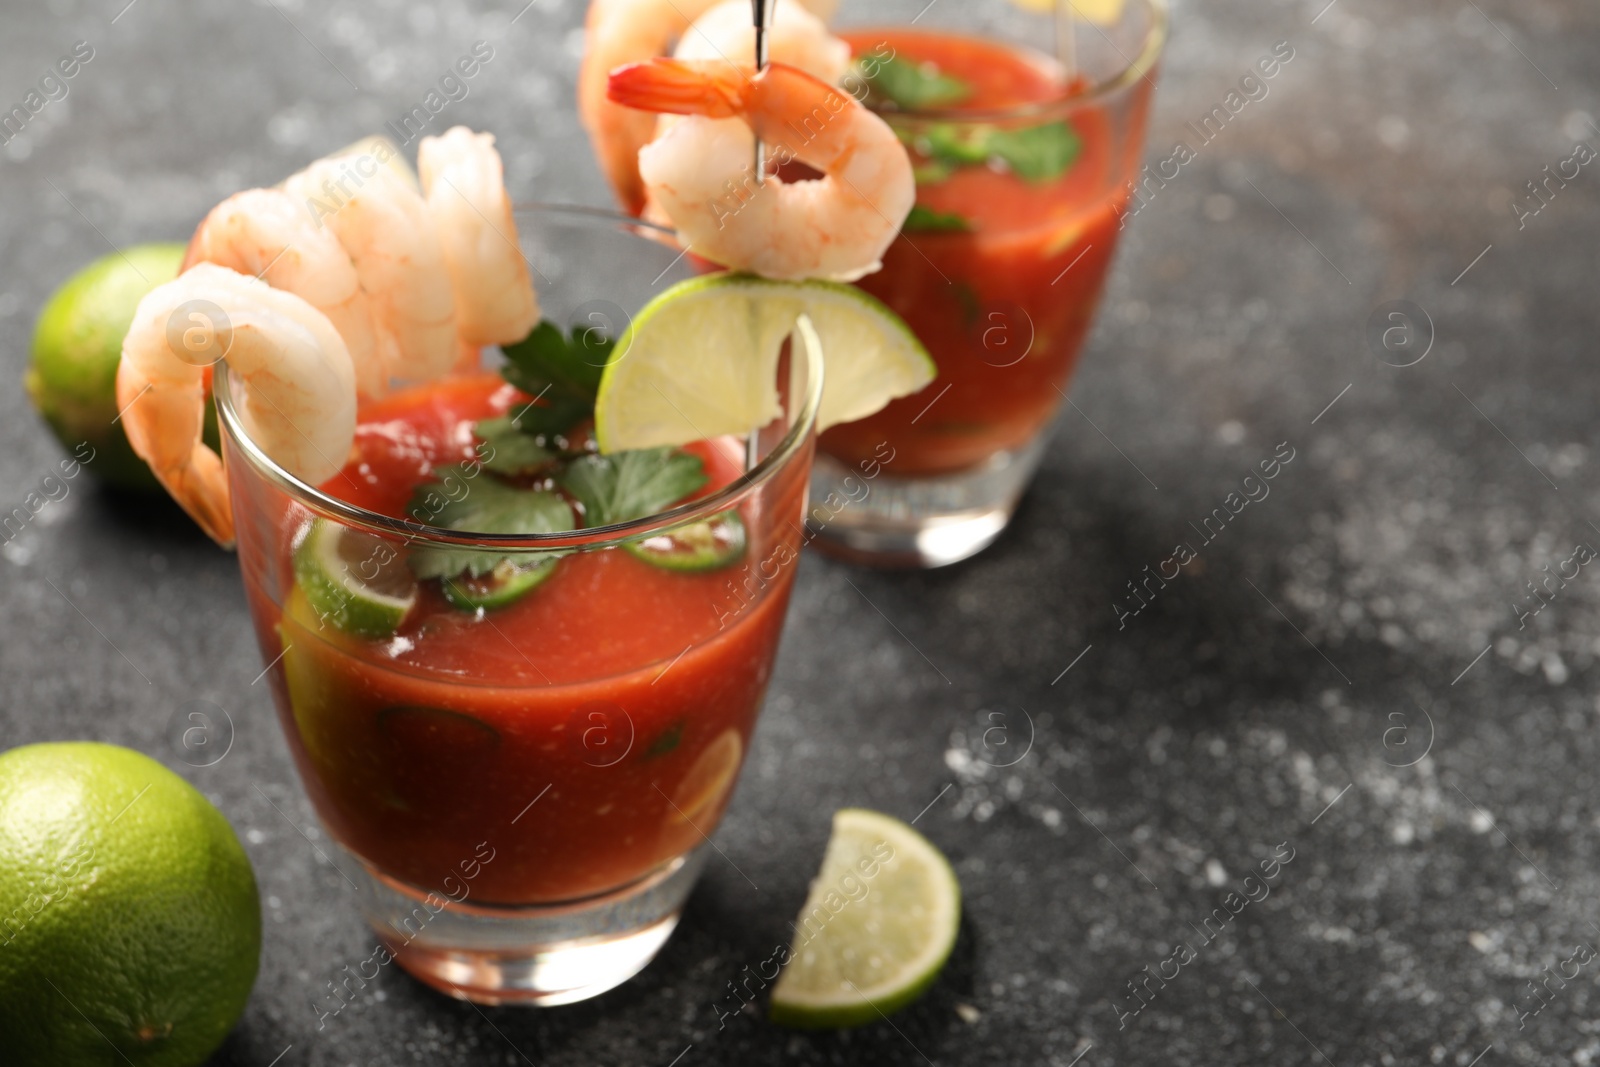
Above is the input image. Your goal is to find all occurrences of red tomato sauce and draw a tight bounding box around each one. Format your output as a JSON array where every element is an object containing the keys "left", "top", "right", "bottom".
[
  {"left": 247, "top": 375, "right": 807, "bottom": 903},
  {"left": 822, "top": 29, "right": 1153, "bottom": 475}
]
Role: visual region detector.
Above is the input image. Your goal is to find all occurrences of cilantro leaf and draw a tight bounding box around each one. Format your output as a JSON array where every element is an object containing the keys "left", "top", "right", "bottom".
[
  {"left": 407, "top": 470, "right": 575, "bottom": 579},
  {"left": 862, "top": 54, "right": 972, "bottom": 110},
  {"left": 918, "top": 120, "right": 1083, "bottom": 184},
  {"left": 501, "top": 320, "right": 611, "bottom": 397},
  {"left": 474, "top": 417, "right": 557, "bottom": 475},
  {"left": 497, "top": 389, "right": 594, "bottom": 438},
  {"left": 567, "top": 322, "right": 619, "bottom": 381},
  {"left": 558, "top": 448, "right": 708, "bottom": 529},
  {"left": 497, "top": 319, "right": 618, "bottom": 436},
  {"left": 903, "top": 205, "right": 973, "bottom": 233},
  {"left": 988, "top": 122, "right": 1082, "bottom": 182}
]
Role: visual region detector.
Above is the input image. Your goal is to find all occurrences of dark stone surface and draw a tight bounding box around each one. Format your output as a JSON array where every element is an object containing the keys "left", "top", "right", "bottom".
[{"left": 4, "top": 0, "right": 1599, "bottom": 1064}]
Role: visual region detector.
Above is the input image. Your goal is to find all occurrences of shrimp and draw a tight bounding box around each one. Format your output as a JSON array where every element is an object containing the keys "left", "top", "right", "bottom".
[
  {"left": 608, "top": 59, "right": 915, "bottom": 282},
  {"left": 578, "top": 0, "right": 839, "bottom": 215},
  {"left": 116, "top": 263, "right": 358, "bottom": 547},
  {"left": 282, "top": 148, "right": 457, "bottom": 385},
  {"left": 670, "top": 0, "right": 848, "bottom": 88},
  {"left": 184, "top": 188, "right": 388, "bottom": 400},
  {"left": 417, "top": 127, "right": 539, "bottom": 349},
  {"left": 636, "top": 0, "right": 851, "bottom": 227}
]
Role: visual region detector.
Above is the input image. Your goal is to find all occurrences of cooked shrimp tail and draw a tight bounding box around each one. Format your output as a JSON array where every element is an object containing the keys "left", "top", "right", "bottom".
[
  {"left": 608, "top": 58, "right": 747, "bottom": 117},
  {"left": 117, "top": 263, "right": 358, "bottom": 548},
  {"left": 117, "top": 359, "right": 235, "bottom": 545}
]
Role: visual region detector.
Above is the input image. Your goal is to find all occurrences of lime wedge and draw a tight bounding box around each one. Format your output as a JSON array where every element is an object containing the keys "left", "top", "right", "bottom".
[
  {"left": 292, "top": 519, "right": 419, "bottom": 638},
  {"left": 770, "top": 808, "right": 961, "bottom": 1029},
  {"left": 594, "top": 274, "right": 935, "bottom": 453}
]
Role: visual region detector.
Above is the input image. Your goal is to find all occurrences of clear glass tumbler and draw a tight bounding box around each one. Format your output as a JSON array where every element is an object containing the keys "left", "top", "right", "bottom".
[
  {"left": 811, "top": 0, "right": 1169, "bottom": 567},
  {"left": 215, "top": 207, "right": 823, "bottom": 1005}
]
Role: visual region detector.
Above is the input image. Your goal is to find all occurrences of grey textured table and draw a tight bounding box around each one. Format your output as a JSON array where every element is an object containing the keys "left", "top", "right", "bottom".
[{"left": 4, "top": 0, "right": 1599, "bottom": 1063}]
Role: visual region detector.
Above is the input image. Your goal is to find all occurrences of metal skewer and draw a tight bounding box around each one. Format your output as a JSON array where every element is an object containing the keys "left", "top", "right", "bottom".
[
  {"left": 747, "top": 0, "right": 776, "bottom": 471},
  {"left": 752, "top": 0, "right": 774, "bottom": 185}
]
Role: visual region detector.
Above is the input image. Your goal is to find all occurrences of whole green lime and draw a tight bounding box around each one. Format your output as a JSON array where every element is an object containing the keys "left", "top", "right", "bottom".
[
  {"left": 25, "top": 244, "right": 187, "bottom": 491},
  {"left": 0, "top": 742, "right": 260, "bottom": 1066}
]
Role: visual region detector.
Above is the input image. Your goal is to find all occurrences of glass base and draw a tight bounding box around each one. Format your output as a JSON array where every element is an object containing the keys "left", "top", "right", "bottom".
[
  {"left": 344, "top": 844, "right": 708, "bottom": 1006},
  {"left": 807, "top": 435, "right": 1047, "bottom": 568}
]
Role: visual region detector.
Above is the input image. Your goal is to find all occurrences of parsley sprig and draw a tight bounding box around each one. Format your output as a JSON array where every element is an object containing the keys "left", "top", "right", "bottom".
[
  {"left": 559, "top": 449, "right": 708, "bottom": 528},
  {"left": 903, "top": 205, "right": 973, "bottom": 233},
  {"left": 861, "top": 54, "right": 973, "bottom": 110},
  {"left": 403, "top": 319, "right": 711, "bottom": 590},
  {"left": 860, "top": 50, "right": 1084, "bottom": 225},
  {"left": 473, "top": 416, "right": 557, "bottom": 475},
  {"left": 497, "top": 321, "right": 613, "bottom": 436},
  {"left": 407, "top": 470, "right": 574, "bottom": 579},
  {"left": 910, "top": 119, "right": 1083, "bottom": 186}
]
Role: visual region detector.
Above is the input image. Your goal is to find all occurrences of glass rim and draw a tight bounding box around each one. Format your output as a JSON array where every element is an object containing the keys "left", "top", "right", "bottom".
[
  {"left": 865, "top": 0, "right": 1169, "bottom": 124},
  {"left": 214, "top": 202, "right": 825, "bottom": 551}
]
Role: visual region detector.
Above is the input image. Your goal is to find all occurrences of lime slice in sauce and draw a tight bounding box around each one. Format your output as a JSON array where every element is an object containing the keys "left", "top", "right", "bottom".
[{"left": 291, "top": 519, "right": 418, "bottom": 639}]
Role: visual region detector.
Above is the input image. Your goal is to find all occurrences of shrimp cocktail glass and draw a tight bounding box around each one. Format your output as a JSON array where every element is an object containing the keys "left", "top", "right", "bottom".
[
  {"left": 116, "top": 123, "right": 848, "bottom": 1006},
  {"left": 810, "top": 0, "right": 1169, "bottom": 566},
  {"left": 218, "top": 205, "right": 824, "bottom": 1006},
  {"left": 581, "top": 0, "right": 1167, "bottom": 566}
]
